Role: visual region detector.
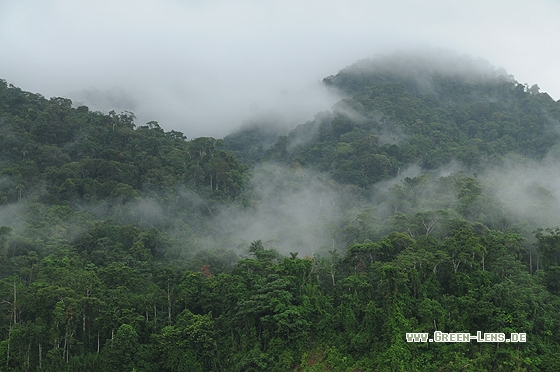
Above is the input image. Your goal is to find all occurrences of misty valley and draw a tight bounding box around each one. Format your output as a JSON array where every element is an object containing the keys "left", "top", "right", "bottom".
[{"left": 1, "top": 51, "right": 560, "bottom": 371}]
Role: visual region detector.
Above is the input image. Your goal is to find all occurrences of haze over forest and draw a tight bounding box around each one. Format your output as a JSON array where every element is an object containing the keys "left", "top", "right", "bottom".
[
  {"left": 2, "top": 46, "right": 560, "bottom": 370},
  {"left": 2, "top": 0, "right": 560, "bottom": 138}
]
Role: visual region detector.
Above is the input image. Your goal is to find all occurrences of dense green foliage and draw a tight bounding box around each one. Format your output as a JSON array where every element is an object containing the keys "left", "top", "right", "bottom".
[
  {"left": 0, "top": 79, "right": 247, "bottom": 204},
  {"left": 227, "top": 54, "right": 560, "bottom": 188},
  {"left": 3, "top": 222, "right": 560, "bottom": 371},
  {"left": 2, "top": 52, "right": 560, "bottom": 371}
]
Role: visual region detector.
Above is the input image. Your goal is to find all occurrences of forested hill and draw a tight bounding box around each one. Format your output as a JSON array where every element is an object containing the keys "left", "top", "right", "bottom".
[
  {"left": 2, "top": 52, "right": 560, "bottom": 371},
  {"left": 0, "top": 79, "right": 247, "bottom": 204},
  {"left": 226, "top": 52, "right": 560, "bottom": 187}
]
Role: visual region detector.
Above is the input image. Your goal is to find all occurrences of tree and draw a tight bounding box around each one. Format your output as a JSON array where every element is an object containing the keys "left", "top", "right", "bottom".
[{"left": 102, "top": 323, "right": 139, "bottom": 372}]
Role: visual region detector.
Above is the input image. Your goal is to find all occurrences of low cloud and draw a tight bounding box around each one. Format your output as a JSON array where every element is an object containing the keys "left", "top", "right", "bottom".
[
  {"left": 2, "top": 0, "right": 560, "bottom": 139},
  {"left": 481, "top": 155, "right": 560, "bottom": 230},
  {"left": 212, "top": 163, "right": 349, "bottom": 256},
  {"left": 69, "top": 87, "right": 138, "bottom": 114}
]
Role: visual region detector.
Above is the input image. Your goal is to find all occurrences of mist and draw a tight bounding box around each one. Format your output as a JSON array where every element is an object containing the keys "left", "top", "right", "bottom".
[
  {"left": 481, "top": 155, "right": 560, "bottom": 231},
  {"left": 210, "top": 163, "right": 352, "bottom": 256},
  {"left": 2, "top": 0, "right": 560, "bottom": 138},
  {"left": 3, "top": 146, "right": 560, "bottom": 263},
  {"left": 2, "top": 3, "right": 560, "bottom": 262}
]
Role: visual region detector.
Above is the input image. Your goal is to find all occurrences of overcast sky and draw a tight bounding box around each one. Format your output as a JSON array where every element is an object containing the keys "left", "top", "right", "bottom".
[{"left": 1, "top": 0, "right": 559, "bottom": 138}]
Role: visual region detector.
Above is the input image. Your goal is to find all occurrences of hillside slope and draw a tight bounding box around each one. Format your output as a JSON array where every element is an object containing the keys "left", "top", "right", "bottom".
[
  {"left": 226, "top": 51, "right": 560, "bottom": 188},
  {"left": 2, "top": 52, "right": 560, "bottom": 371}
]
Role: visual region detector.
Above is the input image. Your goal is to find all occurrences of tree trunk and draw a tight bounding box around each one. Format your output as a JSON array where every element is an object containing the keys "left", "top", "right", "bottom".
[
  {"left": 13, "top": 282, "right": 17, "bottom": 325},
  {"left": 26, "top": 338, "right": 31, "bottom": 372},
  {"left": 167, "top": 278, "right": 172, "bottom": 325},
  {"left": 6, "top": 325, "right": 11, "bottom": 369}
]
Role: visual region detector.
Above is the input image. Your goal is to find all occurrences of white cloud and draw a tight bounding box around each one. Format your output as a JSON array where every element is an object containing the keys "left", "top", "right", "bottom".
[{"left": 1, "top": 0, "right": 559, "bottom": 138}]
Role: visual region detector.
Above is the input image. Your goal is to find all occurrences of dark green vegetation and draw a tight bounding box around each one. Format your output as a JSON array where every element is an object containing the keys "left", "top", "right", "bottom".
[
  {"left": 2, "top": 52, "right": 560, "bottom": 371},
  {"left": 228, "top": 52, "right": 560, "bottom": 187}
]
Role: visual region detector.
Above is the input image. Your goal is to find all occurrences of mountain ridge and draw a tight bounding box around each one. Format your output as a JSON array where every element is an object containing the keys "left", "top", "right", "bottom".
[{"left": 225, "top": 52, "right": 560, "bottom": 188}]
